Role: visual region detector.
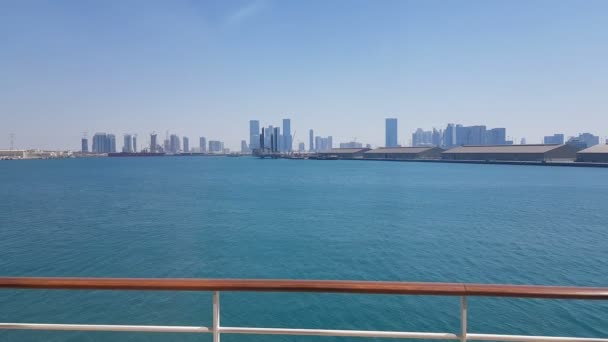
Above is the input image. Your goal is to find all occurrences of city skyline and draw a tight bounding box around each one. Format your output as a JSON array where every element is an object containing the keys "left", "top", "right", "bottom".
[
  {"left": 77, "top": 117, "right": 604, "bottom": 155},
  {"left": 2, "top": 1, "right": 608, "bottom": 150}
]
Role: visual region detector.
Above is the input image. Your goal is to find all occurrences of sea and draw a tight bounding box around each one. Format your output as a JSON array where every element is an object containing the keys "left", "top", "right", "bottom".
[{"left": 0, "top": 157, "right": 606, "bottom": 341}]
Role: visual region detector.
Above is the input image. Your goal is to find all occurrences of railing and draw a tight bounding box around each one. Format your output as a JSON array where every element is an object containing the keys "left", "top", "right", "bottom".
[{"left": 0, "top": 277, "right": 607, "bottom": 342}]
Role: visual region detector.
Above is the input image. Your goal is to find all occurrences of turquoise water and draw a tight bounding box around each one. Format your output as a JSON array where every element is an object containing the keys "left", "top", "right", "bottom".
[{"left": 0, "top": 157, "right": 607, "bottom": 341}]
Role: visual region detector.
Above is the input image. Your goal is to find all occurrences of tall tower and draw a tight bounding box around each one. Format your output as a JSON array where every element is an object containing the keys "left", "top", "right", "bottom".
[
  {"left": 249, "top": 120, "right": 260, "bottom": 150},
  {"left": 183, "top": 136, "right": 189, "bottom": 153},
  {"left": 123, "top": 134, "right": 133, "bottom": 153},
  {"left": 309, "top": 129, "right": 314, "bottom": 152},
  {"left": 199, "top": 137, "right": 207, "bottom": 153},
  {"left": 81, "top": 132, "right": 89, "bottom": 153},
  {"left": 150, "top": 133, "right": 157, "bottom": 153},
  {"left": 282, "top": 118, "right": 292, "bottom": 152},
  {"left": 385, "top": 118, "right": 398, "bottom": 147}
]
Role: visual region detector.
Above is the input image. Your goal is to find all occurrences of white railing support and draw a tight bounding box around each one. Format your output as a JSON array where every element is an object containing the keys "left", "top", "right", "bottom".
[
  {"left": 213, "top": 291, "right": 220, "bottom": 342},
  {"left": 461, "top": 296, "right": 467, "bottom": 342}
]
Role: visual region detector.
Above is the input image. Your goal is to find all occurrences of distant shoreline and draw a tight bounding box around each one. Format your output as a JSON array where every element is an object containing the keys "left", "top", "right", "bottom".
[{"left": 3, "top": 153, "right": 608, "bottom": 168}]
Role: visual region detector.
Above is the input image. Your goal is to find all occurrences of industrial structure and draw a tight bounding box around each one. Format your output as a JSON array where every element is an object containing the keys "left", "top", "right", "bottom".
[
  {"left": 364, "top": 147, "right": 444, "bottom": 160},
  {"left": 441, "top": 144, "right": 579, "bottom": 162},
  {"left": 317, "top": 148, "right": 371, "bottom": 159},
  {"left": 576, "top": 144, "right": 608, "bottom": 163}
]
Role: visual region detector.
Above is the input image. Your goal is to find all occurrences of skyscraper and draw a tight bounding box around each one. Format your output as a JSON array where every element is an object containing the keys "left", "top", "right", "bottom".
[
  {"left": 273, "top": 127, "right": 280, "bottom": 152},
  {"left": 412, "top": 128, "right": 433, "bottom": 146},
  {"left": 92, "top": 133, "right": 105, "bottom": 153},
  {"left": 578, "top": 133, "right": 599, "bottom": 147},
  {"left": 249, "top": 120, "right": 260, "bottom": 150},
  {"left": 309, "top": 129, "right": 314, "bottom": 152},
  {"left": 241, "top": 140, "right": 248, "bottom": 153},
  {"left": 298, "top": 142, "right": 305, "bottom": 152},
  {"left": 314, "top": 136, "right": 333, "bottom": 152},
  {"left": 123, "top": 134, "right": 133, "bottom": 153},
  {"left": 199, "top": 137, "right": 207, "bottom": 153},
  {"left": 108, "top": 134, "right": 116, "bottom": 153},
  {"left": 385, "top": 118, "right": 398, "bottom": 147},
  {"left": 92, "top": 133, "right": 116, "bottom": 153},
  {"left": 486, "top": 128, "right": 506, "bottom": 145},
  {"left": 169, "top": 134, "right": 180, "bottom": 154},
  {"left": 264, "top": 125, "right": 273, "bottom": 149},
  {"left": 183, "top": 137, "right": 189, "bottom": 153},
  {"left": 81, "top": 138, "right": 88, "bottom": 153},
  {"left": 443, "top": 124, "right": 457, "bottom": 148},
  {"left": 132, "top": 136, "right": 137, "bottom": 153},
  {"left": 282, "top": 118, "right": 292, "bottom": 152},
  {"left": 208, "top": 140, "right": 223, "bottom": 153},
  {"left": 544, "top": 134, "right": 565, "bottom": 145},
  {"left": 150, "top": 133, "right": 157, "bottom": 153}
]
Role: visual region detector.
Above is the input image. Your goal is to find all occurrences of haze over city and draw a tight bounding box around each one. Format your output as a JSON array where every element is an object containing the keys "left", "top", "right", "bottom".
[{"left": 1, "top": 0, "right": 607, "bottom": 150}]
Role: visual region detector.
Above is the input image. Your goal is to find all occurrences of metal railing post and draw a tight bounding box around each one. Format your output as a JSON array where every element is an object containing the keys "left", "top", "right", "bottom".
[
  {"left": 213, "top": 291, "right": 220, "bottom": 342},
  {"left": 460, "top": 296, "right": 467, "bottom": 342}
]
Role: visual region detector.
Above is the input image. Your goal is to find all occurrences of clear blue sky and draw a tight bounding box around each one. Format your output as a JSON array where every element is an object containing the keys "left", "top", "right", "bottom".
[{"left": 1, "top": 0, "right": 607, "bottom": 150}]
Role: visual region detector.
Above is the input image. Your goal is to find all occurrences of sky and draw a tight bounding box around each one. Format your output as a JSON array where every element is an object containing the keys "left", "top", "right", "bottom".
[{"left": 1, "top": 0, "right": 607, "bottom": 150}]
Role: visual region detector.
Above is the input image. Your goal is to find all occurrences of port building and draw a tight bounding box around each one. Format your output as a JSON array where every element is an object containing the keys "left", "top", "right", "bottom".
[
  {"left": 318, "top": 148, "right": 371, "bottom": 159},
  {"left": 364, "top": 147, "right": 444, "bottom": 160},
  {"left": 441, "top": 144, "right": 579, "bottom": 162},
  {"left": 576, "top": 144, "right": 608, "bottom": 163}
]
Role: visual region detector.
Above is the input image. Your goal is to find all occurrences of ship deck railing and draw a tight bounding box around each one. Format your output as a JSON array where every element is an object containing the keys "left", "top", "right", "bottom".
[{"left": 0, "top": 277, "right": 607, "bottom": 342}]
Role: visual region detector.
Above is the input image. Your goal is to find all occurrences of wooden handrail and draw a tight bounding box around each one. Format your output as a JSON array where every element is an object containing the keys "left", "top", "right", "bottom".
[{"left": 0, "top": 277, "right": 606, "bottom": 299}]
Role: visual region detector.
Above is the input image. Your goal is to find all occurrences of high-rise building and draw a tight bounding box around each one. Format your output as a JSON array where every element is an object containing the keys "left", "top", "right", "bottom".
[
  {"left": 183, "top": 137, "right": 189, "bottom": 153},
  {"left": 199, "top": 137, "right": 207, "bottom": 153},
  {"left": 298, "top": 142, "right": 305, "bottom": 152},
  {"left": 132, "top": 136, "right": 137, "bottom": 153},
  {"left": 249, "top": 120, "right": 260, "bottom": 150},
  {"left": 282, "top": 118, "right": 292, "bottom": 152},
  {"left": 544, "top": 134, "right": 564, "bottom": 145},
  {"left": 272, "top": 127, "right": 280, "bottom": 152},
  {"left": 520, "top": 138, "right": 527, "bottom": 145},
  {"left": 169, "top": 134, "right": 180, "bottom": 154},
  {"left": 314, "top": 136, "right": 333, "bottom": 152},
  {"left": 123, "top": 134, "right": 133, "bottom": 153},
  {"left": 264, "top": 125, "right": 273, "bottom": 149},
  {"left": 241, "top": 140, "right": 249, "bottom": 153},
  {"left": 468, "top": 125, "right": 487, "bottom": 145},
  {"left": 309, "top": 129, "right": 314, "bottom": 152},
  {"left": 486, "top": 128, "right": 506, "bottom": 145},
  {"left": 578, "top": 133, "right": 599, "bottom": 147},
  {"left": 92, "top": 133, "right": 105, "bottom": 153},
  {"left": 208, "top": 140, "right": 223, "bottom": 153},
  {"left": 150, "top": 133, "right": 158, "bottom": 153},
  {"left": 92, "top": 134, "right": 104, "bottom": 153},
  {"left": 108, "top": 134, "right": 116, "bottom": 153},
  {"left": 412, "top": 128, "right": 434, "bottom": 147},
  {"left": 443, "top": 124, "right": 457, "bottom": 148},
  {"left": 81, "top": 138, "right": 88, "bottom": 153},
  {"left": 385, "top": 118, "right": 398, "bottom": 147},
  {"left": 432, "top": 128, "right": 443, "bottom": 147},
  {"left": 92, "top": 133, "right": 117, "bottom": 153}
]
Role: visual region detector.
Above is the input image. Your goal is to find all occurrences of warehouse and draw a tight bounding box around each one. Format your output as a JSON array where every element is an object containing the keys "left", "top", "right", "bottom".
[
  {"left": 317, "top": 148, "right": 371, "bottom": 159},
  {"left": 364, "top": 147, "right": 444, "bottom": 160},
  {"left": 441, "top": 144, "right": 578, "bottom": 162},
  {"left": 0, "top": 150, "right": 28, "bottom": 159},
  {"left": 576, "top": 144, "right": 608, "bottom": 163}
]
